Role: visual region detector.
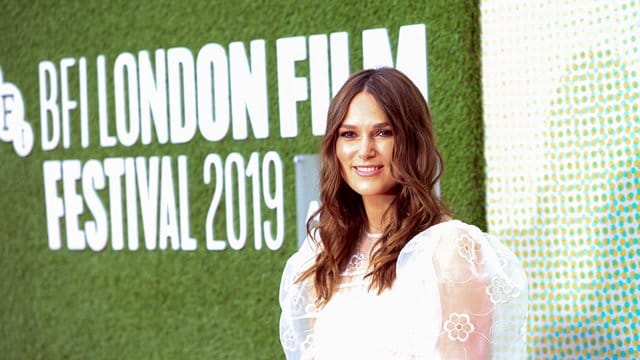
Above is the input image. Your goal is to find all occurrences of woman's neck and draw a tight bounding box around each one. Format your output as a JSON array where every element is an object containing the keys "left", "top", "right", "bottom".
[{"left": 361, "top": 194, "right": 395, "bottom": 233}]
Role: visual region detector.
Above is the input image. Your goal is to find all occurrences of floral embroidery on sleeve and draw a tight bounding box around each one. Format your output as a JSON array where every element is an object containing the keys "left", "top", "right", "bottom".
[
  {"left": 301, "top": 334, "right": 315, "bottom": 353},
  {"left": 282, "top": 327, "right": 297, "bottom": 351},
  {"left": 443, "top": 312, "right": 476, "bottom": 342},
  {"left": 486, "top": 275, "right": 520, "bottom": 304},
  {"left": 456, "top": 234, "right": 482, "bottom": 264}
]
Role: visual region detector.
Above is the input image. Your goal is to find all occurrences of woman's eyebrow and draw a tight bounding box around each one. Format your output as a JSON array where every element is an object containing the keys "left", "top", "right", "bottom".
[
  {"left": 339, "top": 122, "right": 391, "bottom": 129},
  {"left": 372, "top": 122, "right": 392, "bottom": 128}
]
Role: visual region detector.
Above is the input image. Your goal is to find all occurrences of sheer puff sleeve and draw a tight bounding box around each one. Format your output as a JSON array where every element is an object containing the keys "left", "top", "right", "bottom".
[
  {"left": 397, "top": 220, "right": 528, "bottom": 359},
  {"left": 279, "top": 236, "right": 320, "bottom": 360}
]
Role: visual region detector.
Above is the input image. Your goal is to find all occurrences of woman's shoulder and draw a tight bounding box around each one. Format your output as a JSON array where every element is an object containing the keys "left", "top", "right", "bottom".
[
  {"left": 398, "top": 219, "right": 526, "bottom": 284},
  {"left": 419, "top": 218, "right": 485, "bottom": 238},
  {"left": 399, "top": 219, "right": 480, "bottom": 256}
]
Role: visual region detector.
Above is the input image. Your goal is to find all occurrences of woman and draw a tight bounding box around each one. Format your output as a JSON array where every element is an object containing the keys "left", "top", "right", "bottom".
[{"left": 279, "top": 68, "right": 527, "bottom": 359}]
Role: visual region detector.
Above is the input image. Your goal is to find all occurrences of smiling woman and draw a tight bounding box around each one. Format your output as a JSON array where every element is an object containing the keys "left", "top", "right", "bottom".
[
  {"left": 336, "top": 92, "right": 397, "bottom": 215},
  {"left": 279, "top": 67, "right": 529, "bottom": 359}
]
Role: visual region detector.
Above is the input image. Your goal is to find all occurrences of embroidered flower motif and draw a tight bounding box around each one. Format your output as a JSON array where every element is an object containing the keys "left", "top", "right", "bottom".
[
  {"left": 282, "top": 327, "right": 297, "bottom": 351},
  {"left": 456, "top": 234, "right": 481, "bottom": 263},
  {"left": 301, "top": 334, "right": 315, "bottom": 353},
  {"left": 444, "top": 312, "right": 475, "bottom": 342},
  {"left": 343, "top": 253, "right": 367, "bottom": 275},
  {"left": 486, "top": 276, "right": 517, "bottom": 304}
]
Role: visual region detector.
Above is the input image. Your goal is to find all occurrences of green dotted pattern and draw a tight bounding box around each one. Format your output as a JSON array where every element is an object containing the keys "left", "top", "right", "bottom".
[{"left": 482, "top": 1, "right": 639, "bottom": 359}]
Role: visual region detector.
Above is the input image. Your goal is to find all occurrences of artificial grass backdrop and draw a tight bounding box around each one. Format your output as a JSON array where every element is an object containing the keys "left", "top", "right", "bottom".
[{"left": 0, "top": 1, "right": 483, "bottom": 358}]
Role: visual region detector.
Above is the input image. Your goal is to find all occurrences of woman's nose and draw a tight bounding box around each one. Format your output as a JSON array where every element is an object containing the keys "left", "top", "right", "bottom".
[{"left": 358, "top": 137, "right": 375, "bottom": 159}]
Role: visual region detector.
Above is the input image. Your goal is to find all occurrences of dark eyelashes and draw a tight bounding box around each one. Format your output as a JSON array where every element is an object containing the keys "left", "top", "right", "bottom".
[
  {"left": 338, "top": 129, "right": 393, "bottom": 138},
  {"left": 339, "top": 131, "right": 356, "bottom": 138}
]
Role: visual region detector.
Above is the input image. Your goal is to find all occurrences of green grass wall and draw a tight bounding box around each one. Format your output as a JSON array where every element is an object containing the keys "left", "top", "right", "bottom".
[{"left": 0, "top": 0, "right": 483, "bottom": 358}]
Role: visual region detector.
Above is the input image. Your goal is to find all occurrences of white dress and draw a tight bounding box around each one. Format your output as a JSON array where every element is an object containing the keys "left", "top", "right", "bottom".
[{"left": 279, "top": 220, "right": 528, "bottom": 359}]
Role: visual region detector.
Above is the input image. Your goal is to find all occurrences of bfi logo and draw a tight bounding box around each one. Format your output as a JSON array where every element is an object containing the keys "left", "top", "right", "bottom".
[{"left": 0, "top": 67, "right": 34, "bottom": 157}]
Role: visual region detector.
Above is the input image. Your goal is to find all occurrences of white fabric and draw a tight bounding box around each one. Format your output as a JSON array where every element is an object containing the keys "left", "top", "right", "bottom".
[{"left": 279, "top": 220, "right": 528, "bottom": 359}]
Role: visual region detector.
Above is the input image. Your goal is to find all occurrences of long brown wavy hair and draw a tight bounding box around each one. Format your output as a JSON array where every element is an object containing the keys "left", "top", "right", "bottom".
[{"left": 298, "top": 67, "right": 449, "bottom": 306}]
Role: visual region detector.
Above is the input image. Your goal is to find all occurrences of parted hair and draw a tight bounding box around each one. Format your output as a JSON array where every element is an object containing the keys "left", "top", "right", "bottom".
[{"left": 298, "top": 67, "right": 449, "bottom": 306}]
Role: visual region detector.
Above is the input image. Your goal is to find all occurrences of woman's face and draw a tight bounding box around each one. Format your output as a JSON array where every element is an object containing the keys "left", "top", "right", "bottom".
[{"left": 336, "top": 92, "right": 397, "bottom": 200}]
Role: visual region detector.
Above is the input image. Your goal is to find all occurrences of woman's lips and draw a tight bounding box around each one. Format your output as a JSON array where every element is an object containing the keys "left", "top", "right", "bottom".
[{"left": 352, "top": 165, "right": 383, "bottom": 177}]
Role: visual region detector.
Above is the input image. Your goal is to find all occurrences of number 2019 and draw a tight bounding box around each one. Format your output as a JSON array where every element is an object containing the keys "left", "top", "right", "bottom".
[{"left": 203, "top": 151, "right": 284, "bottom": 251}]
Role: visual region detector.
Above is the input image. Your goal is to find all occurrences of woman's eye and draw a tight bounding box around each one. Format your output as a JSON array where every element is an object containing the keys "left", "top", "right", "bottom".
[
  {"left": 339, "top": 131, "right": 356, "bottom": 138},
  {"left": 376, "top": 129, "right": 393, "bottom": 137}
]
